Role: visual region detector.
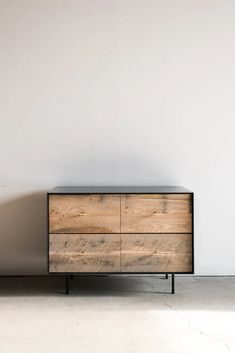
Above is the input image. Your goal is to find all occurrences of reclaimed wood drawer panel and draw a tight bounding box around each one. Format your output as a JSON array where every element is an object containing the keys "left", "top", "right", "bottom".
[
  {"left": 121, "top": 233, "right": 192, "bottom": 272},
  {"left": 49, "top": 194, "right": 120, "bottom": 233},
  {"left": 49, "top": 233, "right": 120, "bottom": 272},
  {"left": 121, "top": 194, "right": 192, "bottom": 233}
]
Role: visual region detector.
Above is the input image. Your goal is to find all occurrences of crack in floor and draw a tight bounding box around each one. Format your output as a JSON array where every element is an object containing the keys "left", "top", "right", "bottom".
[
  {"left": 162, "top": 293, "right": 230, "bottom": 353},
  {"left": 68, "top": 277, "right": 232, "bottom": 353},
  {"left": 143, "top": 278, "right": 230, "bottom": 353}
]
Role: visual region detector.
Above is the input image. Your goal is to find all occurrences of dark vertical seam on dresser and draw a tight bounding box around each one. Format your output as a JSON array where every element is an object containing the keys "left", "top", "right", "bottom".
[
  {"left": 47, "top": 193, "right": 49, "bottom": 273},
  {"left": 120, "top": 195, "right": 121, "bottom": 272}
]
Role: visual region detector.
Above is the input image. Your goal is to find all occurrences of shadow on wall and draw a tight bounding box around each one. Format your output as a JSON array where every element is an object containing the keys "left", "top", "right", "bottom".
[{"left": 0, "top": 192, "right": 47, "bottom": 275}]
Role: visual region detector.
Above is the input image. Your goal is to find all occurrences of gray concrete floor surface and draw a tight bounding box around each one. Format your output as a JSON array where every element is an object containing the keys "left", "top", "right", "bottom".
[{"left": 0, "top": 276, "right": 234, "bottom": 353}]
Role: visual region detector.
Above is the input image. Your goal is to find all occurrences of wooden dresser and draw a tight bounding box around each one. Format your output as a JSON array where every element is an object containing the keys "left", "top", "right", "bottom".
[{"left": 48, "top": 186, "right": 194, "bottom": 294}]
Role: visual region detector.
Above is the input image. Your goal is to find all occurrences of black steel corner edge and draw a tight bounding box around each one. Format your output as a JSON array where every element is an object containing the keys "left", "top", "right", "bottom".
[
  {"left": 191, "top": 192, "right": 195, "bottom": 274},
  {"left": 47, "top": 193, "right": 50, "bottom": 274},
  {"left": 49, "top": 271, "right": 193, "bottom": 275}
]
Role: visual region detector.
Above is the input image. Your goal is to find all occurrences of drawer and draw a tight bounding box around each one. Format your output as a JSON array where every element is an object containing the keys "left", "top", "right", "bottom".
[
  {"left": 49, "top": 233, "right": 120, "bottom": 272},
  {"left": 49, "top": 194, "right": 120, "bottom": 233},
  {"left": 121, "top": 194, "right": 192, "bottom": 233},
  {"left": 121, "top": 233, "right": 192, "bottom": 272}
]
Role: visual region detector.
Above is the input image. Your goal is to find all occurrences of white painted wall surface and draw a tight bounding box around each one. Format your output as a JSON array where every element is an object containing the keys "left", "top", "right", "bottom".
[{"left": 0, "top": 0, "right": 235, "bottom": 275}]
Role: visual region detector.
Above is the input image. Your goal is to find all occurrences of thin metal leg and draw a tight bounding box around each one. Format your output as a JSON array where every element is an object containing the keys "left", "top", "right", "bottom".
[
  {"left": 171, "top": 274, "right": 175, "bottom": 294},
  {"left": 71, "top": 274, "right": 74, "bottom": 280},
  {"left": 165, "top": 274, "right": 168, "bottom": 279},
  {"left": 66, "top": 275, "right": 69, "bottom": 295}
]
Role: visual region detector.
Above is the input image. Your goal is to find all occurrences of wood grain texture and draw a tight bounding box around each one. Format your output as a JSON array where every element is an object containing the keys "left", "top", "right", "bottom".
[
  {"left": 49, "top": 233, "right": 120, "bottom": 272},
  {"left": 121, "top": 233, "right": 192, "bottom": 272},
  {"left": 121, "top": 194, "right": 192, "bottom": 233},
  {"left": 49, "top": 194, "right": 120, "bottom": 233}
]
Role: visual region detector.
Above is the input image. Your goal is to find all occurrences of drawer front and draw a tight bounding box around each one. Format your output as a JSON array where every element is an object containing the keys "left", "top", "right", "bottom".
[
  {"left": 121, "top": 233, "right": 192, "bottom": 272},
  {"left": 49, "top": 194, "right": 120, "bottom": 233},
  {"left": 121, "top": 194, "right": 192, "bottom": 233},
  {"left": 49, "top": 233, "right": 120, "bottom": 272}
]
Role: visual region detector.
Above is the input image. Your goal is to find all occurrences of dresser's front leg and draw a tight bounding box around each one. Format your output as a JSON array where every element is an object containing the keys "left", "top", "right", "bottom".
[
  {"left": 171, "top": 274, "right": 175, "bottom": 294},
  {"left": 66, "top": 275, "right": 70, "bottom": 295}
]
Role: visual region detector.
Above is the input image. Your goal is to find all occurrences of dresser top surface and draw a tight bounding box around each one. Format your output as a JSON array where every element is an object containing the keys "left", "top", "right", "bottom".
[{"left": 48, "top": 186, "right": 193, "bottom": 194}]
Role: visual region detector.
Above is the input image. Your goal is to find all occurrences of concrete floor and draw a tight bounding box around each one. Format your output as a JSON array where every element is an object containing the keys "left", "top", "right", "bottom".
[{"left": 0, "top": 276, "right": 234, "bottom": 353}]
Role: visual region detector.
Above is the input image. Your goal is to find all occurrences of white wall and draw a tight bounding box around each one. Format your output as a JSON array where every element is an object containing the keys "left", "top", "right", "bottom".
[{"left": 1, "top": 0, "right": 235, "bottom": 275}]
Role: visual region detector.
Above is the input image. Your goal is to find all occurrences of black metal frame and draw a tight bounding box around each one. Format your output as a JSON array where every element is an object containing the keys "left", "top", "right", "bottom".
[{"left": 47, "top": 190, "right": 194, "bottom": 295}]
